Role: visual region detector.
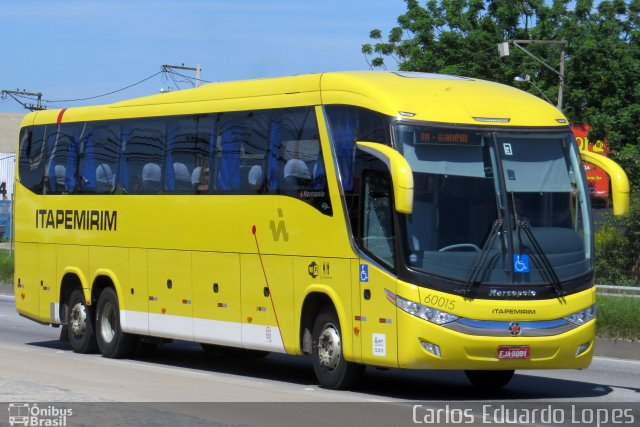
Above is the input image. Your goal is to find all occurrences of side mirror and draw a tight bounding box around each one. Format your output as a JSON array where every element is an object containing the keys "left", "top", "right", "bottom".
[
  {"left": 356, "top": 141, "right": 414, "bottom": 214},
  {"left": 580, "top": 150, "right": 630, "bottom": 216}
]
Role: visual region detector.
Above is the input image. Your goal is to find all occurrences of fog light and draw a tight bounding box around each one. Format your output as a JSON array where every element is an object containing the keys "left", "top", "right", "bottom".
[
  {"left": 421, "top": 340, "right": 442, "bottom": 357},
  {"left": 576, "top": 342, "right": 590, "bottom": 356}
]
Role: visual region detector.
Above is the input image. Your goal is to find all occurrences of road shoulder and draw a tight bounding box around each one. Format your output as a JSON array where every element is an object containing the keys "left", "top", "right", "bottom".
[{"left": 595, "top": 337, "right": 640, "bottom": 361}]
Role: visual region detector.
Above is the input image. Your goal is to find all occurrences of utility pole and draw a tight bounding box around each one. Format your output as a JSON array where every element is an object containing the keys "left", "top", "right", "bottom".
[
  {"left": 1, "top": 89, "right": 45, "bottom": 111},
  {"left": 498, "top": 39, "right": 567, "bottom": 110},
  {"left": 161, "top": 64, "right": 202, "bottom": 87}
]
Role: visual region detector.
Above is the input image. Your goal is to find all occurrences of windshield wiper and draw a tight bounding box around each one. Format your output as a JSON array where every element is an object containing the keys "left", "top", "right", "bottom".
[
  {"left": 460, "top": 219, "right": 503, "bottom": 295},
  {"left": 516, "top": 220, "right": 566, "bottom": 297}
]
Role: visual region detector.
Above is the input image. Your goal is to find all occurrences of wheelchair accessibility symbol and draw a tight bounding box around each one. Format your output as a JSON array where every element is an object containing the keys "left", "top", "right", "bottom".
[
  {"left": 513, "top": 254, "right": 530, "bottom": 273},
  {"left": 360, "top": 264, "right": 369, "bottom": 282}
]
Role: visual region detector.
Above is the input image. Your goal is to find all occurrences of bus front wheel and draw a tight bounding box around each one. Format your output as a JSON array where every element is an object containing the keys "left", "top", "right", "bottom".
[
  {"left": 465, "top": 369, "right": 515, "bottom": 389},
  {"left": 67, "top": 289, "right": 98, "bottom": 353},
  {"left": 311, "top": 307, "right": 364, "bottom": 389},
  {"left": 95, "top": 288, "right": 136, "bottom": 358}
]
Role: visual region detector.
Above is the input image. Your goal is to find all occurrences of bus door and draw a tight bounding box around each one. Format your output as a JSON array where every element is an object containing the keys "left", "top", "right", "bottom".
[{"left": 357, "top": 171, "right": 398, "bottom": 367}]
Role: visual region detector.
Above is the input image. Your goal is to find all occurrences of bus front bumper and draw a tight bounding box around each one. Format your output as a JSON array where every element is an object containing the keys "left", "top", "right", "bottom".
[{"left": 397, "top": 309, "right": 595, "bottom": 370}]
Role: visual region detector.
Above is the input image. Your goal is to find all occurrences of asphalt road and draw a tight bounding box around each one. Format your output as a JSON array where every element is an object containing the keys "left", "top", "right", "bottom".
[{"left": 1, "top": 295, "right": 639, "bottom": 426}]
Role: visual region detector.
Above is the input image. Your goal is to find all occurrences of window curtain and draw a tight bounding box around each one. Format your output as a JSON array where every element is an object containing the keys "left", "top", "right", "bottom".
[
  {"left": 333, "top": 116, "right": 356, "bottom": 191},
  {"left": 268, "top": 121, "right": 281, "bottom": 192},
  {"left": 207, "top": 124, "right": 216, "bottom": 191},
  {"left": 46, "top": 131, "right": 58, "bottom": 193},
  {"left": 164, "top": 127, "right": 177, "bottom": 191},
  {"left": 117, "top": 131, "right": 129, "bottom": 191},
  {"left": 218, "top": 127, "right": 240, "bottom": 190},
  {"left": 79, "top": 135, "right": 96, "bottom": 192}
]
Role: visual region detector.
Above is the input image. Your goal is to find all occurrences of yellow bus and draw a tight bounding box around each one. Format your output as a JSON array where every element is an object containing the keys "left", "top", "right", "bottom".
[{"left": 14, "top": 71, "right": 629, "bottom": 389}]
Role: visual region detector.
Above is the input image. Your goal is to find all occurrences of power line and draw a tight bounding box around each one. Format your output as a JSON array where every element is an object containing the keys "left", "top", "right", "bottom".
[
  {"left": 1, "top": 89, "right": 44, "bottom": 111},
  {"left": 161, "top": 64, "right": 210, "bottom": 90},
  {"left": 43, "top": 71, "right": 164, "bottom": 103},
  {"left": 3, "top": 67, "right": 209, "bottom": 111},
  {"left": 164, "top": 68, "right": 212, "bottom": 85},
  {"left": 5, "top": 65, "right": 216, "bottom": 112}
]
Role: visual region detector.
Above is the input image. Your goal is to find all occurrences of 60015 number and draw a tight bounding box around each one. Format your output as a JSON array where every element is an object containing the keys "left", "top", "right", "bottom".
[{"left": 423, "top": 294, "right": 456, "bottom": 311}]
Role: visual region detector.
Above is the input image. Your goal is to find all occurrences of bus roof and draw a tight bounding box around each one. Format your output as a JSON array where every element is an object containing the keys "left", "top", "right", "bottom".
[{"left": 22, "top": 71, "right": 566, "bottom": 128}]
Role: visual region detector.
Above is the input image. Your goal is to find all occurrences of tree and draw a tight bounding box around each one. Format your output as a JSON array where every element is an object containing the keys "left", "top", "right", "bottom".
[{"left": 363, "top": 0, "right": 640, "bottom": 162}]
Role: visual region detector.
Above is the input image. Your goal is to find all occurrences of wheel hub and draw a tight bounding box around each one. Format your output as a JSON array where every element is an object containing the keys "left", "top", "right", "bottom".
[
  {"left": 317, "top": 323, "right": 341, "bottom": 370},
  {"left": 69, "top": 303, "right": 87, "bottom": 336},
  {"left": 100, "top": 301, "right": 115, "bottom": 344}
]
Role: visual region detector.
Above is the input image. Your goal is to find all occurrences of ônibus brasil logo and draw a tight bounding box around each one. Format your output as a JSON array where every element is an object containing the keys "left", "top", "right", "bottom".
[{"left": 7, "top": 403, "right": 73, "bottom": 426}]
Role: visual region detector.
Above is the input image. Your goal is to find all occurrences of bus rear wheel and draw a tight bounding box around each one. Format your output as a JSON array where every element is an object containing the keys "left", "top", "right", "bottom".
[
  {"left": 465, "top": 369, "right": 515, "bottom": 389},
  {"left": 311, "top": 307, "right": 364, "bottom": 389},
  {"left": 95, "top": 288, "right": 136, "bottom": 358},
  {"left": 67, "top": 289, "right": 98, "bottom": 353}
]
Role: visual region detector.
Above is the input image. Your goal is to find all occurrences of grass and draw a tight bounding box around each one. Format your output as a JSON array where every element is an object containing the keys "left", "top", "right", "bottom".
[
  {"left": 596, "top": 295, "right": 640, "bottom": 341},
  {"left": 0, "top": 250, "right": 13, "bottom": 294}
]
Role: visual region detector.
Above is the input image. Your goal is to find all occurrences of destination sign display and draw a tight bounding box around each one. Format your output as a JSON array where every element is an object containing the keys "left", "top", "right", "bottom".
[{"left": 400, "top": 125, "right": 484, "bottom": 146}]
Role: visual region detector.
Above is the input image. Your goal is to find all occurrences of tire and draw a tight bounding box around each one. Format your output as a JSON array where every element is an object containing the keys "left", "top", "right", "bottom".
[
  {"left": 95, "top": 288, "right": 136, "bottom": 358},
  {"left": 465, "top": 370, "right": 515, "bottom": 389},
  {"left": 311, "top": 307, "right": 364, "bottom": 389},
  {"left": 67, "top": 289, "right": 98, "bottom": 353}
]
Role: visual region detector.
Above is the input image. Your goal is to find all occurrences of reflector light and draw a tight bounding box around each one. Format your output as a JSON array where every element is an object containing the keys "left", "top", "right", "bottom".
[
  {"left": 399, "top": 111, "right": 416, "bottom": 117},
  {"left": 576, "top": 342, "right": 590, "bottom": 356},
  {"left": 421, "top": 340, "right": 442, "bottom": 357},
  {"left": 473, "top": 117, "right": 510, "bottom": 123}
]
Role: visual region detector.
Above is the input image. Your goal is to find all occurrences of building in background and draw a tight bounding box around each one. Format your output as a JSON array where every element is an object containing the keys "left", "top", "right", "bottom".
[
  {"left": 0, "top": 112, "right": 23, "bottom": 200},
  {"left": 0, "top": 112, "right": 24, "bottom": 240}
]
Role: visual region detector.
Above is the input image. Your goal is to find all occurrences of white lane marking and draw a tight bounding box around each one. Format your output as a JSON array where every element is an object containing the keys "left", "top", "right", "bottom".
[{"left": 593, "top": 356, "right": 640, "bottom": 365}]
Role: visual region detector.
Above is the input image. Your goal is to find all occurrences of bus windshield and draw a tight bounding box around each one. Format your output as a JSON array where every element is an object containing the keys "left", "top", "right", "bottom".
[{"left": 395, "top": 124, "right": 592, "bottom": 287}]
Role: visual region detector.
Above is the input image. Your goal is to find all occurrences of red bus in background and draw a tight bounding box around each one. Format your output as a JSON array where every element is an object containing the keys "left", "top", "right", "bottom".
[{"left": 572, "top": 124, "right": 610, "bottom": 199}]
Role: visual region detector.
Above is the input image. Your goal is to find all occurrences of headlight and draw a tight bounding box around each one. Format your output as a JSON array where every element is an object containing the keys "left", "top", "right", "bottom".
[
  {"left": 564, "top": 304, "right": 597, "bottom": 325},
  {"left": 385, "top": 289, "right": 459, "bottom": 325}
]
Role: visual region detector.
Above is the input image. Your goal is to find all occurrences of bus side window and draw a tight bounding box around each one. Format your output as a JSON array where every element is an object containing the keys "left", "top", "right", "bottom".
[
  {"left": 80, "top": 124, "right": 120, "bottom": 194},
  {"left": 165, "top": 115, "right": 214, "bottom": 194},
  {"left": 281, "top": 139, "right": 317, "bottom": 194},
  {"left": 271, "top": 107, "right": 332, "bottom": 215},
  {"left": 216, "top": 127, "right": 242, "bottom": 191},
  {"left": 46, "top": 125, "right": 80, "bottom": 194},
  {"left": 361, "top": 170, "right": 395, "bottom": 269},
  {"left": 123, "top": 120, "right": 165, "bottom": 194},
  {"left": 18, "top": 126, "right": 47, "bottom": 194},
  {"left": 241, "top": 112, "right": 268, "bottom": 194},
  {"left": 325, "top": 105, "right": 390, "bottom": 193},
  {"left": 208, "top": 111, "right": 269, "bottom": 195}
]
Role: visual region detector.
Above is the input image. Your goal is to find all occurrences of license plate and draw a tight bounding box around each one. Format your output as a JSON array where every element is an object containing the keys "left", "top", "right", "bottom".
[{"left": 497, "top": 346, "right": 530, "bottom": 359}]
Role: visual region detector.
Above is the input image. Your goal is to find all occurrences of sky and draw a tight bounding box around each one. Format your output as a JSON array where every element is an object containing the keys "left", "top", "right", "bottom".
[{"left": 0, "top": 0, "right": 406, "bottom": 113}]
